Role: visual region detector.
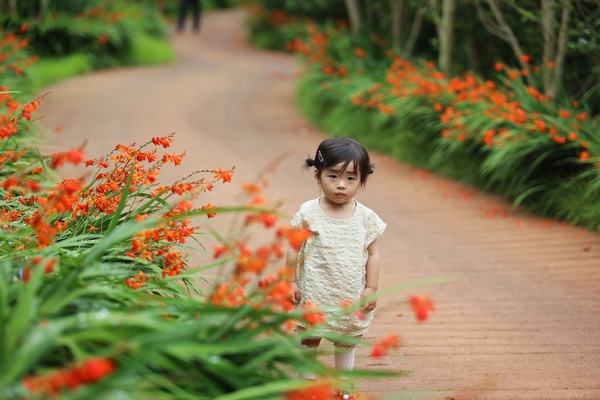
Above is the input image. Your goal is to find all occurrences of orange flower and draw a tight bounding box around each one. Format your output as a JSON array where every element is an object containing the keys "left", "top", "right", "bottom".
[
  {"left": 243, "top": 182, "right": 261, "bottom": 195},
  {"left": 322, "top": 66, "right": 334, "bottom": 75},
  {"left": 98, "top": 33, "right": 108, "bottom": 45},
  {"left": 482, "top": 130, "right": 495, "bottom": 146},
  {"left": 370, "top": 334, "right": 401, "bottom": 358},
  {"left": 50, "top": 149, "right": 85, "bottom": 169},
  {"left": 377, "top": 103, "right": 394, "bottom": 116},
  {"left": 151, "top": 135, "right": 173, "bottom": 148},
  {"left": 494, "top": 62, "right": 503, "bottom": 71},
  {"left": 350, "top": 93, "right": 364, "bottom": 107},
  {"left": 410, "top": 294, "right": 435, "bottom": 321},
  {"left": 371, "top": 343, "right": 385, "bottom": 358},
  {"left": 553, "top": 136, "right": 566, "bottom": 144},
  {"left": 433, "top": 103, "right": 443, "bottom": 112},
  {"left": 258, "top": 212, "right": 278, "bottom": 228},
  {"left": 22, "top": 267, "right": 31, "bottom": 283},
  {"left": 285, "top": 382, "right": 334, "bottom": 400},
  {"left": 533, "top": 119, "right": 547, "bottom": 132},
  {"left": 381, "top": 334, "right": 401, "bottom": 349},
  {"left": 177, "top": 200, "right": 193, "bottom": 213},
  {"left": 353, "top": 47, "right": 366, "bottom": 59},
  {"left": 568, "top": 132, "right": 578, "bottom": 141},
  {"left": 303, "top": 310, "right": 325, "bottom": 326},
  {"left": 213, "top": 244, "right": 229, "bottom": 259},
  {"left": 213, "top": 168, "right": 233, "bottom": 183},
  {"left": 277, "top": 227, "right": 311, "bottom": 251},
  {"left": 211, "top": 283, "right": 246, "bottom": 307},
  {"left": 2, "top": 176, "right": 20, "bottom": 191},
  {"left": 23, "top": 358, "right": 115, "bottom": 397},
  {"left": 526, "top": 87, "right": 539, "bottom": 98},
  {"left": 520, "top": 54, "right": 531, "bottom": 64},
  {"left": 162, "top": 153, "right": 184, "bottom": 166},
  {"left": 580, "top": 151, "right": 590, "bottom": 162},
  {"left": 558, "top": 110, "right": 571, "bottom": 119},
  {"left": 201, "top": 203, "right": 217, "bottom": 218}
]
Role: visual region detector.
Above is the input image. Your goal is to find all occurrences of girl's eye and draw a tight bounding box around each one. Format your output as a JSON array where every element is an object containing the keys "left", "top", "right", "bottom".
[
  {"left": 348, "top": 176, "right": 356, "bottom": 181},
  {"left": 329, "top": 175, "right": 337, "bottom": 179}
]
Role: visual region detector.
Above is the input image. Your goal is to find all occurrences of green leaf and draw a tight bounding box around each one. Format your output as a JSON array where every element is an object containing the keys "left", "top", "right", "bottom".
[{"left": 105, "top": 167, "right": 135, "bottom": 236}]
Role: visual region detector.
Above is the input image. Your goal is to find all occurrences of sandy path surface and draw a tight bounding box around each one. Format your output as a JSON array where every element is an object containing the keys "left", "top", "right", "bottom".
[{"left": 38, "top": 9, "right": 600, "bottom": 400}]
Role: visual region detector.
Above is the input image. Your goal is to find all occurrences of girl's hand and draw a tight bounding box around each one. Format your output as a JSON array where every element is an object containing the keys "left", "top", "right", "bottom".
[
  {"left": 360, "top": 287, "right": 377, "bottom": 312},
  {"left": 290, "top": 282, "right": 301, "bottom": 305}
]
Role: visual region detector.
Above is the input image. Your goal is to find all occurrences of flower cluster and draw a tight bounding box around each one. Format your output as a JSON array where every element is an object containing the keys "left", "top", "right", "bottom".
[
  {"left": 0, "top": 27, "right": 37, "bottom": 77},
  {"left": 410, "top": 294, "right": 435, "bottom": 322},
  {"left": 371, "top": 334, "right": 401, "bottom": 358},
  {"left": 73, "top": 4, "right": 138, "bottom": 23},
  {"left": 291, "top": 23, "right": 598, "bottom": 177},
  {"left": 207, "top": 176, "right": 324, "bottom": 332},
  {"left": 22, "top": 358, "right": 115, "bottom": 398}
]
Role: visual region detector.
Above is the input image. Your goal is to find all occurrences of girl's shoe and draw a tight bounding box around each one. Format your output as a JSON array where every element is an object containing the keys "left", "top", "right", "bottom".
[{"left": 335, "top": 389, "right": 355, "bottom": 399}]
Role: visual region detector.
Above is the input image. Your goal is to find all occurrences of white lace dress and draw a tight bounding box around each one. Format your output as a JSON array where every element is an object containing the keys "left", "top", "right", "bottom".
[{"left": 291, "top": 197, "right": 386, "bottom": 337}]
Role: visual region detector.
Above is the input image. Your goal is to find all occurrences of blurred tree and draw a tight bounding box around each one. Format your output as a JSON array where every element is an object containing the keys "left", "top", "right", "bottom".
[
  {"left": 405, "top": 1, "right": 425, "bottom": 56},
  {"left": 38, "top": 0, "right": 49, "bottom": 20},
  {"left": 389, "top": 0, "right": 405, "bottom": 51},
  {"left": 423, "top": 0, "right": 456, "bottom": 74},
  {"left": 569, "top": 0, "right": 600, "bottom": 101},
  {"left": 1, "top": 0, "right": 18, "bottom": 16},
  {"left": 344, "top": 0, "right": 362, "bottom": 34},
  {"left": 439, "top": 0, "right": 456, "bottom": 74},
  {"left": 474, "top": 0, "right": 571, "bottom": 97}
]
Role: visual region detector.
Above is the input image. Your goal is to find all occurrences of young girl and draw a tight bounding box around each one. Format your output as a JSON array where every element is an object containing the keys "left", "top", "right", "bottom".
[{"left": 286, "top": 137, "right": 386, "bottom": 398}]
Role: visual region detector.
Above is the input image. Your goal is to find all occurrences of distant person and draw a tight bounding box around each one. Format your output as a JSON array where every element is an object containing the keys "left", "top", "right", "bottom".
[{"left": 176, "top": 0, "right": 202, "bottom": 34}]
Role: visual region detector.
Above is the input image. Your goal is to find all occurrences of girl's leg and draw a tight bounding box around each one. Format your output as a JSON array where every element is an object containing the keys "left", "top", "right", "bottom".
[
  {"left": 333, "top": 343, "right": 355, "bottom": 371},
  {"left": 333, "top": 341, "right": 356, "bottom": 372},
  {"left": 333, "top": 337, "right": 361, "bottom": 398},
  {"left": 299, "top": 338, "right": 321, "bottom": 380}
]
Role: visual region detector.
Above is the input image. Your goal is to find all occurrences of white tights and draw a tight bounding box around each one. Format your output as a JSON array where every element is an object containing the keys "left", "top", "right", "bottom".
[{"left": 299, "top": 341, "right": 357, "bottom": 380}]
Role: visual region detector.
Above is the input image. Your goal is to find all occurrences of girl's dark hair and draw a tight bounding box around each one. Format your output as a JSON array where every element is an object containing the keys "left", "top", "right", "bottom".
[{"left": 304, "top": 137, "right": 374, "bottom": 186}]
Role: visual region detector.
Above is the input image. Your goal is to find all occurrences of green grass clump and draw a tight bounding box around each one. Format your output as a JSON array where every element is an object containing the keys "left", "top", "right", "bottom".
[
  {"left": 27, "top": 54, "right": 93, "bottom": 91},
  {"left": 121, "top": 33, "right": 176, "bottom": 66}
]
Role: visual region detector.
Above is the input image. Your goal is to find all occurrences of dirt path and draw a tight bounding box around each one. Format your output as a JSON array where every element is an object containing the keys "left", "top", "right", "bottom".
[{"left": 38, "top": 9, "right": 600, "bottom": 400}]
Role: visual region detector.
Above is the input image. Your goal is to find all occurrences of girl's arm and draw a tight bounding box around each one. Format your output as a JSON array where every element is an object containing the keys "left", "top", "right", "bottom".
[
  {"left": 361, "top": 238, "right": 380, "bottom": 311},
  {"left": 285, "top": 245, "right": 301, "bottom": 304}
]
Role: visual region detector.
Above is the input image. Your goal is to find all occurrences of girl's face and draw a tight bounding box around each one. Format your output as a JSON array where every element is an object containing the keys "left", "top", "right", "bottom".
[{"left": 315, "top": 161, "right": 361, "bottom": 205}]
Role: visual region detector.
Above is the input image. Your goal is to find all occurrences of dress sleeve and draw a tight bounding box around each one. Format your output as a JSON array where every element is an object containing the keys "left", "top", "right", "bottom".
[
  {"left": 366, "top": 211, "right": 386, "bottom": 247},
  {"left": 290, "top": 208, "right": 304, "bottom": 229}
]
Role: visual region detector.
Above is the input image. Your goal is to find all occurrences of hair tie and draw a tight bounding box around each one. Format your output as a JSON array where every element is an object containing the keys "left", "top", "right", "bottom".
[
  {"left": 317, "top": 150, "right": 324, "bottom": 163},
  {"left": 306, "top": 158, "right": 315, "bottom": 167}
]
